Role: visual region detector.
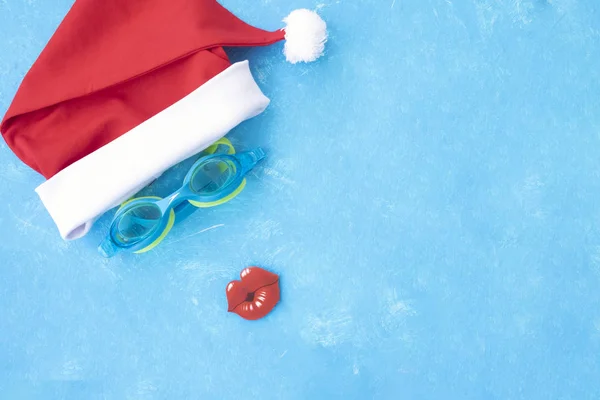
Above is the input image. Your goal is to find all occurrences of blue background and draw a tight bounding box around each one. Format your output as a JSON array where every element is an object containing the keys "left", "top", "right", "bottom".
[{"left": 1, "top": 0, "right": 600, "bottom": 398}]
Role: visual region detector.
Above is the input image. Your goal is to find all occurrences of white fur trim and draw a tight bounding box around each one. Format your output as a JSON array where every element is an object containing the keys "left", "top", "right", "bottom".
[
  {"left": 36, "top": 61, "right": 270, "bottom": 240},
  {"left": 283, "top": 9, "right": 328, "bottom": 64}
]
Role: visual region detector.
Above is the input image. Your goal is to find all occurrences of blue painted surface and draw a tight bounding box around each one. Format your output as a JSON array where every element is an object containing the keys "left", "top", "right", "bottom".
[{"left": 1, "top": 0, "right": 600, "bottom": 398}]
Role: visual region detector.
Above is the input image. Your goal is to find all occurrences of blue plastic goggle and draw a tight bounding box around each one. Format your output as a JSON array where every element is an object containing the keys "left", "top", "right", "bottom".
[{"left": 98, "top": 138, "right": 265, "bottom": 257}]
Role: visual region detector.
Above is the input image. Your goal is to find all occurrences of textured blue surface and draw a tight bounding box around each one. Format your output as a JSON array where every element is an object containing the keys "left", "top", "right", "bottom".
[{"left": 1, "top": 0, "right": 600, "bottom": 399}]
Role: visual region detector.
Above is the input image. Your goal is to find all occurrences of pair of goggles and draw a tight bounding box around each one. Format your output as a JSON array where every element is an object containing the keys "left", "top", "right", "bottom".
[{"left": 98, "top": 138, "right": 265, "bottom": 257}]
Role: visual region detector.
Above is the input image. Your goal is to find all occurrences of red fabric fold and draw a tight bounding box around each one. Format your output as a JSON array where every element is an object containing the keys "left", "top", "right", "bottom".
[{"left": 1, "top": 0, "right": 284, "bottom": 178}]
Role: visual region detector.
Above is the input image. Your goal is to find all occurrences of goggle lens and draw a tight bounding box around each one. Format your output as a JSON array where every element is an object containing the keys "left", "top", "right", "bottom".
[
  {"left": 190, "top": 158, "right": 237, "bottom": 194},
  {"left": 115, "top": 203, "right": 163, "bottom": 244}
]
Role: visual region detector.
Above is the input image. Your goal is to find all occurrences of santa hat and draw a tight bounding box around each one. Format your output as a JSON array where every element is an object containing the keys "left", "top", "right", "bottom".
[{"left": 0, "top": 0, "right": 327, "bottom": 240}]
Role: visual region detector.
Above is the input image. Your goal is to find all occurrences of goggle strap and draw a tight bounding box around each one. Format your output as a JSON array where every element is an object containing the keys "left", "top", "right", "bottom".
[
  {"left": 98, "top": 237, "right": 119, "bottom": 258},
  {"left": 236, "top": 148, "right": 266, "bottom": 175},
  {"left": 203, "top": 137, "right": 236, "bottom": 156}
]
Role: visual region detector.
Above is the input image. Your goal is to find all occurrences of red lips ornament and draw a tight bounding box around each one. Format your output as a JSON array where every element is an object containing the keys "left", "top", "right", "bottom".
[{"left": 226, "top": 267, "right": 280, "bottom": 320}]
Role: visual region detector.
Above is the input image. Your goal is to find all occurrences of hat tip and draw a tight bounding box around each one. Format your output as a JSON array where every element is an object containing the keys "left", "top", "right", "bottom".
[{"left": 282, "top": 9, "right": 328, "bottom": 64}]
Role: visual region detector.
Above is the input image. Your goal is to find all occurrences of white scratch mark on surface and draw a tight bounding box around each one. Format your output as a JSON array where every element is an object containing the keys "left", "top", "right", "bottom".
[
  {"left": 174, "top": 261, "right": 233, "bottom": 285},
  {"left": 391, "top": 0, "right": 396, "bottom": 8},
  {"left": 99, "top": 262, "right": 122, "bottom": 282},
  {"left": 261, "top": 167, "right": 296, "bottom": 185},
  {"left": 353, "top": 363, "right": 360, "bottom": 375},
  {"left": 166, "top": 224, "right": 224, "bottom": 245},
  {"left": 514, "top": 174, "right": 546, "bottom": 218},
  {"left": 135, "top": 380, "right": 158, "bottom": 396},
  {"left": 380, "top": 288, "right": 417, "bottom": 335},
  {"left": 261, "top": 244, "right": 297, "bottom": 265},
  {"left": 387, "top": 289, "right": 417, "bottom": 316},
  {"left": 302, "top": 311, "right": 353, "bottom": 348},
  {"left": 315, "top": 0, "right": 342, "bottom": 10},
  {"left": 0, "top": 161, "right": 29, "bottom": 184},
  {"left": 389, "top": 299, "right": 417, "bottom": 316},
  {"left": 279, "top": 350, "right": 288, "bottom": 358},
  {"left": 61, "top": 359, "right": 82, "bottom": 379},
  {"left": 7, "top": 204, "right": 68, "bottom": 251},
  {"left": 247, "top": 219, "right": 282, "bottom": 241},
  {"left": 191, "top": 297, "right": 199, "bottom": 306},
  {"left": 593, "top": 320, "right": 600, "bottom": 335}
]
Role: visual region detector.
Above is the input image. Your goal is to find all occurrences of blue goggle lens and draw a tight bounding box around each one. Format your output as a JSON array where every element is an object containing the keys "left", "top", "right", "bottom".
[
  {"left": 190, "top": 158, "right": 237, "bottom": 194},
  {"left": 114, "top": 204, "right": 163, "bottom": 244}
]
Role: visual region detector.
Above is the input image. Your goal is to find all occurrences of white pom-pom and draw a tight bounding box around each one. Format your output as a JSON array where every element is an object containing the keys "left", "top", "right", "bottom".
[{"left": 283, "top": 9, "right": 328, "bottom": 64}]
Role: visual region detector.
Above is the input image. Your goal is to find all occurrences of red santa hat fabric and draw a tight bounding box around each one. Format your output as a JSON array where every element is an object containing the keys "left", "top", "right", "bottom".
[{"left": 0, "top": 0, "right": 326, "bottom": 240}]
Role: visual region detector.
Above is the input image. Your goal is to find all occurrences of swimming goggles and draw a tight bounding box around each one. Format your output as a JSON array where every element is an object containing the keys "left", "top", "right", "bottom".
[{"left": 98, "top": 138, "right": 265, "bottom": 257}]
